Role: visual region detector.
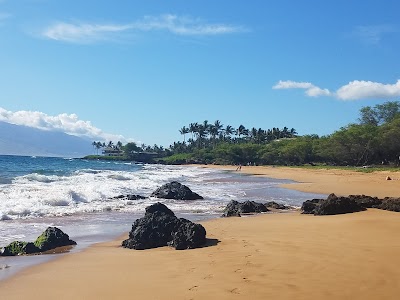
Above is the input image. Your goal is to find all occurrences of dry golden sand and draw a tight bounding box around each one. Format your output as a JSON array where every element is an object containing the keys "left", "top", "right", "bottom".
[
  {"left": 198, "top": 164, "right": 400, "bottom": 198},
  {"left": 1, "top": 166, "right": 400, "bottom": 300}
]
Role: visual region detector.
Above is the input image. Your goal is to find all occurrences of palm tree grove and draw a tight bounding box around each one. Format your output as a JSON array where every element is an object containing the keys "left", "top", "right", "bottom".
[{"left": 87, "top": 101, "right": 400, "bottom": 168}]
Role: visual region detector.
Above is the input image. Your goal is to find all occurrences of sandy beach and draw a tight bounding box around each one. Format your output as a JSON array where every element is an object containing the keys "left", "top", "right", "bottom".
[
  {"left": 1, "top": 166, "right": 400, "bottom": 299},
  {"left": 198, "top": 164, "right": 400, "bottom": 198}
]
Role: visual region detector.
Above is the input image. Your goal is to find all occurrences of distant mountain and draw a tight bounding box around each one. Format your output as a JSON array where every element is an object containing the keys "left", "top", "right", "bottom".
[{"left": 0, "top": 121, "right": 94, "bottom": 157}]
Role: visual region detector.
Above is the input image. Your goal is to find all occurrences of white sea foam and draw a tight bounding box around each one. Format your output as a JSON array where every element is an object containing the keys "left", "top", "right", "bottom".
[{"left": 0, "top": 164, "right": 323, "bottom": 223}]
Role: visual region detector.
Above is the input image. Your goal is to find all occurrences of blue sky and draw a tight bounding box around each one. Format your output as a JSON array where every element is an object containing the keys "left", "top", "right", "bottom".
[{"left": 1, "top": 0, "right": 400, "bottom": 146}]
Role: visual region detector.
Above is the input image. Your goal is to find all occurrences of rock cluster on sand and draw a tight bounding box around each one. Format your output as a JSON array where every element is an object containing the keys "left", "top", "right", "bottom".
[
  {"left": 379, "top": 198, "right": 400, "bottom": 212},
  {"left": 122, "top": 202, "right": 206, "bottom": 250},
  {"left": 1, "top": 227, "right": 76, "bottom": 256},
  {"left": 222, "top": 200, "right": 269, "bottom": 217},
  {"left": 222, "top": 200, "right": 292, "bottom": 217},
  {"left": 301, "top": 193, "right": 400, "bottom": 215},
  {"left": 265, "top": 201, "right": 291, "bottom": 210},
  {"left": 150, "top": 181, "right": 203, "bottom": 200}
]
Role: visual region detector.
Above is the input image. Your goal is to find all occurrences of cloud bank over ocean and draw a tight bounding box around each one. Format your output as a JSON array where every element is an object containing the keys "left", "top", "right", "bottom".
[{"left": 0, "top": 107, "right": 130, "bottom": 142}]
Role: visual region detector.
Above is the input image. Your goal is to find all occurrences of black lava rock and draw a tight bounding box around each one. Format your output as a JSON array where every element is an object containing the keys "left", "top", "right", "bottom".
[
  {"left": 1, "top": 241, "right": 39, "bottom": 256},
  {"left": 314, "top": 194, "right": 364, "bottom": 215},
  {"left": 265, "top": 201, "right": 291, "bottom": 210},
  {"left": 301, "top": 199, "right": 322, "bottom": 214},
  {"left": 122, "top": 202, "right": 206, "bottom": 250},
  {"left": 34, "top": 227, "right": 77, "bottom": 252},
  {"left": 1, "top": 227, "right": 76, "bottom": 256},
  {"left": 169, "top": 219, "right": 207, "bottom": 250},
  {"left": 379, "top": 198, "right": 400, "bottom": 212},
  {"left": 303, "top": 194, "right": 365, "bottom": 216},
  {"left": 222, "top": 200, "right": 269, "bottom": 217},
  {"left": 348, "top": 195, "right": 382, "bottom": 208},
  {"left": 150, "top": 181, "right": 203, "bottom": 200}
]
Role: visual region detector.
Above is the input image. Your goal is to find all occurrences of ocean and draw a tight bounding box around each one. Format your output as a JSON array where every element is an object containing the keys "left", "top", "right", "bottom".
[{"left": 0, "top": 155, "right": 325, "bottom": 279}]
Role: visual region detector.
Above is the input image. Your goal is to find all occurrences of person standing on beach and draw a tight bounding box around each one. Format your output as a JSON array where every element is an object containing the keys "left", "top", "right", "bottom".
[{"left": 236, "top": 164, "right": 242, "bottom": 171}]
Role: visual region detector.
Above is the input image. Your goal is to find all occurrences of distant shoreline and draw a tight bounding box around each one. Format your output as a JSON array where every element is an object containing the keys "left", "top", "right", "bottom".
[{"left": 191, "top": 164, "right": 400, "bottom": 198}]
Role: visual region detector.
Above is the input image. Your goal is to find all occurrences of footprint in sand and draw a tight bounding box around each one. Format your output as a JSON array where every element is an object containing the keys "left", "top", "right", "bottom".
[
  {"left": 203, "top": 274, "right": 214, "bottom": 280},
  {"left": 234, "top": 268, "right": 242, "bottom": 273},
  {"left": 230, "top": 288, "right": 240, "bottom": 294},
  {"left": 189, "top": 285, "right": 199, "bottom": 291}
]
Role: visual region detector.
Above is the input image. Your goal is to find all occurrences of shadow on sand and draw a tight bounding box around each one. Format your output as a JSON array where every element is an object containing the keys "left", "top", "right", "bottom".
[{"left": 199, "top": 238, "right": 220, "bottom": 248}]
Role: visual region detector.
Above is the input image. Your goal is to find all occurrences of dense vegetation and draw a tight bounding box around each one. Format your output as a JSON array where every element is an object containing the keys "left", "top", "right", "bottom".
[
  {"left": 89, "top": 101, "right": 400, "bottom": 167},
  {"left": 163, "top": 101, "right": 400, "bottom": 167}
]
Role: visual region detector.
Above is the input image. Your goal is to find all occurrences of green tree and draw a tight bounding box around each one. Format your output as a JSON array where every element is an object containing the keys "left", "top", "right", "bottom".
[{"left": 179, "top": 126, "right": 189, "bottom": 143}]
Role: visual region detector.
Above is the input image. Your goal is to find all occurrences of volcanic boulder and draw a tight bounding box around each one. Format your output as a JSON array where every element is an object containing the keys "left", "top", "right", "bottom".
[
  {"left": 222, "top": 200, "right": 269, "bottom": 217},
  {"left": 122, "top": 202, "right": 206, "bottom": 250},
  {"left": 348, "top": 195, "right": 381, "bottom": 208},
  {"left": 265, "top": 201, "right": 291, "bottom": 210},
  {"left": 301, "top": 199, "right": 322, "bottom": 214},
  {"left": 150, "top": 181, "right": 203, "bottom": 200},
  {"left": 34, "top": 227, "right": 77, "bottom": 252},
  {"left": 1, "top": 227, "right": 76, "bottom": 256},
  {"left": 379, "top": 198, "right": 400, "bottom": 212},
  {"left": 301, "top": 194, "right": 364, "bottom": 215},
  {"left": 1, "top": 241, "right": 39, "bottom": 256}
]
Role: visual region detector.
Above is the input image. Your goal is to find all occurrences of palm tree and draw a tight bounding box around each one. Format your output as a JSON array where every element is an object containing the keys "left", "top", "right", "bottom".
[
  {"left": 179, "top": 126, "right": 189, "bottom": 143},
  {"left": 108, "top": 141, "right": 114, "bottom": 149},
  {"left": 213, "top": 120, "right": 223, "bottom": 140},
  {"left": 250, "top": 127, "right": 258, "bottom": 143},
  {"left": 224, "top": 125, "right": 235, "bottom": 141},
  {"left": 236, "top": 125, "right": 248, "bottom": 142},
  {"left": 116, "top": 141, "right": 123, "bottom": 150},
  {"left": 92, "top": 141, "right": 97, "bottom": 154},
  {"left": 257, "top": 128, "right": 266, "bottom": 144},
  {"left": 289, "top": 128, "right": 298, "bottom": 138},
  {"left": 282, "top": 127, "right": 289, "bottom": 138},
  {"left": 197, "top": 124, "right": 208, "bottom": 148},
  {"left": 189, "top": 122, "right": 199, "bottom": 140},
  {"left": 95, "top": 141, "right": 102, "bottom": 155},
  {"left": 202, "top": 120, "right": 210, "bottom": 139}
]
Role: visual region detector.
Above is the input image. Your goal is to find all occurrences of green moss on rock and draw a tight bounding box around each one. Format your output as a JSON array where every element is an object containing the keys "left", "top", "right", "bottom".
[
  {"left": 34, "top": 227, "right": 77, "bottom": 252},
  {"left": 1, "top": 241, "right": 39, "bottom": 256}
]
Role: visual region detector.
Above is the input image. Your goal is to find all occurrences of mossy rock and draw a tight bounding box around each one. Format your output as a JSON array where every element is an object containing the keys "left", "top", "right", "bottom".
[
  {"left": 34, "top": 227, "right": 77, "bottom": 252},
  {"left": 1, "top": 241, "right": 39, "bottom": 256}
]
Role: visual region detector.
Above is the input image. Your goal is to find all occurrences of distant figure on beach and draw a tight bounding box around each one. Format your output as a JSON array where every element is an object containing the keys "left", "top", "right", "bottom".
[{"left": 236, "top": 164, "right": 242, "bottom": 171}]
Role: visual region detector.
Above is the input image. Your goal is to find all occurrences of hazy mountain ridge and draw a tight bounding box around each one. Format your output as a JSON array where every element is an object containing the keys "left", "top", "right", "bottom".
[{"left": 0, "top": 121, "right": 93, "bottom": 157}]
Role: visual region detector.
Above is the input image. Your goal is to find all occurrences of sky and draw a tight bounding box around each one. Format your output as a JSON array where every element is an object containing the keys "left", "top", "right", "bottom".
[{"left": 1, "top": 0, "right": 400, "bottom": 146}]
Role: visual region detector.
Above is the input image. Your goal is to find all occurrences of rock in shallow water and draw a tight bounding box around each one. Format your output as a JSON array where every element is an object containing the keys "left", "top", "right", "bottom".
[
  {"left": 34, "top": 227, "right": 77, "bottom": 252},
  {"left": 150, "top": 181, "right": 203, "bottom": 200},
  {"left": 122, "top": 202, "right": 206, "bottom": 250},
  {"left": 1, "top": 241, "right": 39, "bottom": 256},
  {"left": 1, "top": 227, "right": 76, "bottom": 256}
]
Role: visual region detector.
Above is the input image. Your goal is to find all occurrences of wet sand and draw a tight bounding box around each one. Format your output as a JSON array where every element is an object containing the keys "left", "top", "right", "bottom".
[
  {"left": 1, "top": 165, "right": 400, "bottom": 299},
  {"left": 197, "top": 165, "right": 400, "bottom": 198}
]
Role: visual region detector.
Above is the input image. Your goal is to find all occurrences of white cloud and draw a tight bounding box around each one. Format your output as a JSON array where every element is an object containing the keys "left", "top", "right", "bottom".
[
  {"left": 273, "top": 80, "right": 332, "bottom": 97},
  {"left": 336, "top": 80, "right": 400, "bottom": 100},
  {"left": 273, "top": 79, "right": 400, "bottom": 101},
  {"left": 353, "top": 25, "right": 396, "bottom": 44},
  {"left": 42, "top": 14, "right": 247, "bottom": 43},
  {"left": 43, "top": 23, "right": 132, "bottom": 43},
  {"left": 0, "top": 107, "right": 131, "bottom": 143}
]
